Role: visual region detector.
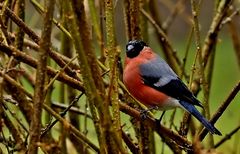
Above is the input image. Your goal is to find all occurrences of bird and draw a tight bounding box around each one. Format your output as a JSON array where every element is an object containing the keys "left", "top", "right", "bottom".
[{"left": 123, "top": 40, "right": 221, "bottom": 135}]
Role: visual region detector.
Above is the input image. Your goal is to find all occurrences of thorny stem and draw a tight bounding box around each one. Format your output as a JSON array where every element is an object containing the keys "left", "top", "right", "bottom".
[
  {"left": 65, "top": 1, "right": 116, "bottom": 153},
  {"left": 1, "top": 67, "right": 193, "bottom": 152},
  {"left": 105, "top": 0, "right": 127, "bottom": 153},
  {"left": 0, "top": 43, "right": 84, "bottom": 91},
  {"left": 2, "top": 5, "right": 80, "bottom": 80},
  {"left": 28, "top": 0, "right": 55, "bottom": 153},
  {"left": 0, "top": 71, "right": 100, "bottom": 153}
]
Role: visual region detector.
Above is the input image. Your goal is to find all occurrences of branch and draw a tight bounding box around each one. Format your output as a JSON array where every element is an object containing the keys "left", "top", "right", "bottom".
[
  {"left": 1, "top": 67, "right": 193, "bottom": 152},
  {"left": 1, "top": 69, "right": 100, "bottom": 153},
  {"left": 119, "top": 102, "right": 193, "bottom": 151},
  {"left": 28, "top": 0, "right": 55, "bottom": 153},
  {"left": 202, "top": 0, "right": 232, "bottom": 67},
  {"left": 64, "top": 1, "right": 111, "bottom": 153},
  {"left": 51, "top": 102, "right": 92, "bottom": 119},
  {"left": 214, "top": 125, "right": 240, "bottom": 148},
  {"left": 228, "top": 11, "right": 240, "bottom": 69},
  {"left": 199, "top": 81, "right": 240, "bottom": 140},
  {"left": 0, "top": 43, "right": 84, "bottom": 91},
  {"left": 3, "top": 5, "right": 80, "bottom": 80},
  {"left": 41, "top": 93, "right": 84, "bottom": 137},
  {"left": 105, "top": 0, "right": 126, "bottom": 153}
]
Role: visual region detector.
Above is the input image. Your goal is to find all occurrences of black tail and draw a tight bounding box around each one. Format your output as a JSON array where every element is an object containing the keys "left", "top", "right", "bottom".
[{"left": 179, "top": 101, "right": 222, "bottom": 135}]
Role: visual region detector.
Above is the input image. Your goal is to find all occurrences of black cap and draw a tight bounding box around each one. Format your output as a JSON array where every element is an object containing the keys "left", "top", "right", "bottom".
[{"left": 126, "top": 40, "right": 147, "bottom": 58}]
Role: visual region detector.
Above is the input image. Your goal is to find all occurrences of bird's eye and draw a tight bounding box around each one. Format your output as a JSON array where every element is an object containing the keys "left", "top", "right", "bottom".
[
  {"left": 127, "top": 44, "right": 134, "bottom": 52},
  {"left": 126, "top": 40, "right": 147, "bottom": 58}
]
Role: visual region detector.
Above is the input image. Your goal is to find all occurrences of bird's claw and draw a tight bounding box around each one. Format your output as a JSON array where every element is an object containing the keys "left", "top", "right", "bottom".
[
  {"left": 140, "top": 110, "right": 148, "bottom": 120},
  {"left": 139, "top": 106, "right": 159, "bottom": 120}
]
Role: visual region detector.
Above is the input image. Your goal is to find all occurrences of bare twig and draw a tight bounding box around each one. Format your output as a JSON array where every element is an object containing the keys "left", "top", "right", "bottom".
[
  {"left": 121, "top": 130, "right": 139, "bottom": 154},
  {"left": 119, "top": 102, "right": 193, "bottom": 151},
  {"left": 214, "top": 125, "right": 240, "bottom": 148},
  {"left": 30, "top": 0, "right": 72, "bottom": 40},
  {"left": 41, "top": 93, "right": 84, "bottom": 137},
  {"left": 199, "top": 81, "right": 240, "bottom": 140},
  {"left": 202, "top": 0, "right": 233, "bottom": 67},
  {"left": 228, "top": 11, "right": 240, "bottom": 69},
  {"left": 162, "top": 0, "right": 188, "bottom": 31},
  {"left": 1, "top": 68, "right": 100, "bottom": 153},
  {"left": 2, "top": 5, "right": 80, "bottom": 80},
  {"left": 0, "top": 71, "right": 33, "bottom": 98},
  {"left": 44, "top": 55, "right": 78, "bottom": 92},
  {"left": 51, "top": 102, "right": 92, "bottom": 119},
  {"left": 0, "top": 43, "right": 84, "bottom": 91}
]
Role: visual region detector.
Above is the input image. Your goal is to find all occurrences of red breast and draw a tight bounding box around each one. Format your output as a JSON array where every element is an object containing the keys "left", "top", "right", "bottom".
[{"left": 123, "top": 47, "right": 169, "bottom": 107}]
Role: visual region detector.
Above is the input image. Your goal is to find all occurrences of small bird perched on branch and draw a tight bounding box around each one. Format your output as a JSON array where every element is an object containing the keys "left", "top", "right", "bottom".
[{"left": 123, "top": 40, "right": 221, "bottom": 135}]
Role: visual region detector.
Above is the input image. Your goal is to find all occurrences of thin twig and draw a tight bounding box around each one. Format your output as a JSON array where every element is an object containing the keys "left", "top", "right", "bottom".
[
  {"left": 41, "top": 93, "right": 84, "bottom": 137},
  {"left": 0, "top": 43, "right": 85, "bottom": 91},
  {"left": 5, "top": 104, "right": 29, "bottom": 133},
  {"left": 30, "top": 0, "right": 72, "bottom": 40},
  {"left": 119, "top": 101, "right": 193, "bottom": 151},
  {"left": 44, "top": 55, "right": 78, "bottom": 92},
  {"left": 214, "top": 125, "right": 240, "bottom": 148},
  {"left": 220, "top": 8, "right": 239, "bottom": 26},
  {"left": 51, "top": 102, "right": 92, "bottom": 119},
  {"left": 2, "top": 5, "right": 80, "bottom": 80},
  {"left": 199, "top": 81, "right": 240, "bottom": 140},
  {"left": 202, "top": 0, "right": 233, "bottom": 67},
  {"left": 0, "top": 71, "right": 33, "bottom": 98},
  {"left": 162, "top": 0, "right": 188, "bottom": 31},
  {"left": 191, "top": 0, "right": 215, "bottom": 146},
  {"left": 228, "top": 10, "right": 240, "bottom": 69},
  {"left": 2, "top": 70, "right": 100, "bottom": 153}
]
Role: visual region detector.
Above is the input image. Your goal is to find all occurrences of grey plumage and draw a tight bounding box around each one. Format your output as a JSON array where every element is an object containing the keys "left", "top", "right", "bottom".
[{"left": 139, "top": 56, "right": 203, "bottom": 107}]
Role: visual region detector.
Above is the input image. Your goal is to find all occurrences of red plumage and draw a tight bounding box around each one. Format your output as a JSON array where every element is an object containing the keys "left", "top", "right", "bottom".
[{"left": 123, "top": 47, "right": 169, "bottom": 107}]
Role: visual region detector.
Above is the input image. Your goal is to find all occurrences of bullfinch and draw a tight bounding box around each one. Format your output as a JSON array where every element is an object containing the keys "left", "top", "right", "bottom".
[{"left": 123, "top": 40, "right": 221, "bottom": 135}]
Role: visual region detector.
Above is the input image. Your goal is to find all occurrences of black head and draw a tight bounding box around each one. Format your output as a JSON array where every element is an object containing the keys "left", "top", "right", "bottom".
[{"left": 126, "top": 40, "right": 147, "bottom": 58}]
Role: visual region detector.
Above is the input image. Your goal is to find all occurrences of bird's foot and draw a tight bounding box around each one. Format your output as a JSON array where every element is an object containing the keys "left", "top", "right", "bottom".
[
  {"left": 140, "top": 109, "right": 148, "bottom": 120},
  {"left": 139, "top": 106, "right": 159, "bottom": 120}
]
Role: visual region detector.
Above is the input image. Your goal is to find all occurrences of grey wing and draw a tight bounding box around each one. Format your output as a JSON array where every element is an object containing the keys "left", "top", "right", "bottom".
[
  {"left": 139, "top": 57, "right": 178, "bottom": 86},
  {"left": 139, "top": 56, "right": 203, "bottom": 107}
]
